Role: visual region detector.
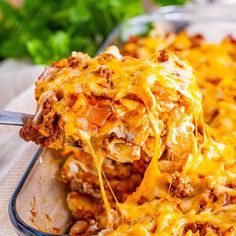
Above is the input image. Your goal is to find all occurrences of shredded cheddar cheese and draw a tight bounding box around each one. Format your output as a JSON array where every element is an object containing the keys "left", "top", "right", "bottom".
[
  {"left": 122, "top": 32, "right": 236, "bottom": 147},
  {"left": 20, "top": 43, "right": 236, "bottom": 235}
]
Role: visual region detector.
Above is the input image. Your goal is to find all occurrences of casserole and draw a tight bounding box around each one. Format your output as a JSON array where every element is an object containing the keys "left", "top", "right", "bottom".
[{"left": 9, "top": 4, "right": 236, "bottom": 235}]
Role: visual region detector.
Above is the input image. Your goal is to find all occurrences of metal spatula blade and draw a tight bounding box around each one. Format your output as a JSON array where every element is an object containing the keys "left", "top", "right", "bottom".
[
  {"left": 0, "top": 110, "right": 81, "bottom": 148},
  {"left": 0, "top": 110, "right": 33, "bottom": 126}
]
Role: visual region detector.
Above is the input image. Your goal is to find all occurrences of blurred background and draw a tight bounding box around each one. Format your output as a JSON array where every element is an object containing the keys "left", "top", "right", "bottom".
[
  {"left": 1, "top": 0, "right": 235, "bottom": 65},
  {"left": 0, "top": 0, "right": 223, "bottom": 65},
  {"left": 0, "top": 0, "right": 192, "bottom": 65}
]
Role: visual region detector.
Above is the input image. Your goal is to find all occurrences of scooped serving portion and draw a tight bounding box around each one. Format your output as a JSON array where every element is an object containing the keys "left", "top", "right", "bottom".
[{"left": 20, "top": 47, "right": 236, "bottom": 235}]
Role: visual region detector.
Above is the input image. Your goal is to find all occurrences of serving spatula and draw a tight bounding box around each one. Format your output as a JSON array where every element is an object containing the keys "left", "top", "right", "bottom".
[{"left": 0, "top": 110, "right": 33, "bottom": 126}]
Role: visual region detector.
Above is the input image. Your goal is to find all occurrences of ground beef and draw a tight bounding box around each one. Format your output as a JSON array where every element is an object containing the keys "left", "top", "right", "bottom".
[
  {"left": 95, "top": 67, "right": 114, "bottom": 79},
  {"left": 69, "top": 219, "right": 101, "bottom": 236},
  {"left": 190, "top": 34, "right": 204, "bottom": 48},
  {"left": 170, "top": 173, "right": 192, "bottom": 198},
  {"left": 19, "top": 97, "right": 63, "bottom": 147},
  {"left": 157, "top": 49, "right": 169, "bottom": 63},
  {"left": 183, "top": 222, "right": 220, "bottom": 236}
]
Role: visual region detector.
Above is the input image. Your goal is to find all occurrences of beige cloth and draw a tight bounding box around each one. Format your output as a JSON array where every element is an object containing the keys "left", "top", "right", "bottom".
[
  {"left": 0, "top": 60, "right": 43, "bottom": 235},
  {"left": 0, "top": 59, "right": 43, "bottom": 109}
]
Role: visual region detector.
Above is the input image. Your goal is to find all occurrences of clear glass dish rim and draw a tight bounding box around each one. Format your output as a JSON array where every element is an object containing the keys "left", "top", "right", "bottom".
[
  {"left": 8, "top": 4, "right": 236, "bottom": 236},
  {"left": 99, "top": 4, "right": 236, "bottom": 53}
]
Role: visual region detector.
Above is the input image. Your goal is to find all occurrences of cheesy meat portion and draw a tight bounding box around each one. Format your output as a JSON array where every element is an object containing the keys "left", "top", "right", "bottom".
[
  {"left": 122, "top": 32, "right": 236, "bottom": 146},
  {"left": 62, "top": 142, "right": 236, "bottom": 236},
  {"left": 60, "top": 146, "right": 149, "bottom": 235},
  {"left": 19, "top": 47, "right": 236, "bottom": 235},
  {"left": 20, "top": 46, "right": 201, "bottom": 162}
]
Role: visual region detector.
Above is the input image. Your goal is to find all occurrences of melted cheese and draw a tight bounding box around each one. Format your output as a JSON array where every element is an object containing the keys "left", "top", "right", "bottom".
[
  {"left": 26, "top": 44, "right": 236, "bottom": 235},
  {"left": 86, "top": 141, "right": 112, "bottom": 226},
  {"left": 122, "top": 32, "right": 236, "bottom": 147}
]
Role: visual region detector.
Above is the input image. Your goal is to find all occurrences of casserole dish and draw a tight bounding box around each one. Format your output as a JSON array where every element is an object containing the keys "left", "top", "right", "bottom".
[
  {"left": 9, "top": 4, "right": 236, "bottom": 235},
  {"left": 9, "top": 148, "right": 71, "bottom": 235}
]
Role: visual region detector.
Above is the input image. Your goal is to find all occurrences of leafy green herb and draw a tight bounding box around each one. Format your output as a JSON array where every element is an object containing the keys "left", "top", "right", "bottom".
[
  {"left": 0, "top": 0, "right": 143, "bottom": 64},
  {"left": 154, "top": 0, "right": 190, "bottom": 6},
  {"left": 0, "top": 0, "right": 189, "bottom": 64}
]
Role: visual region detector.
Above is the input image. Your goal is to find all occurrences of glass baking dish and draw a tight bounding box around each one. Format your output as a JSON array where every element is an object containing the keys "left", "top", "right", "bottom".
[
  {"left": 9, "top": 148, "right": 72, "bottom": 235},
  {"left": 8, "top": 4, "right": 236, "bottom": 236}
]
